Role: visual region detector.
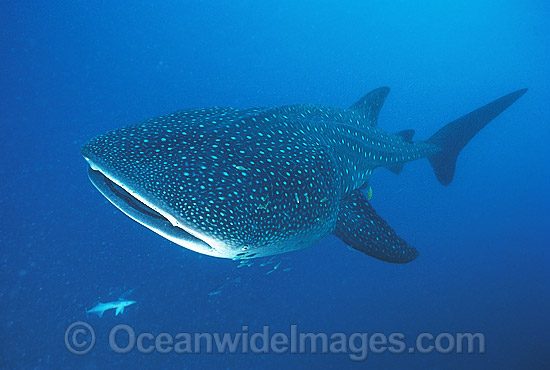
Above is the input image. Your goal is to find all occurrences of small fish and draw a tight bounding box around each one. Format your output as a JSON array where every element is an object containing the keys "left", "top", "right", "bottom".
[
  {"left": 260, "top": 256, "right": 276, "bottom": 267},
  {"left": 237, "top": 260, "right": 253, "bottom": 268},
  {"left": 208, "top": 277, "right": 241, "bottom": 296},
  {"left": 257, "top": 201, "right": 270, "bottom": 210},
  {"left": 366, "top": 186, "right": 373, "bottom": 200},
  {"left": 265, "top": 261, "right": 282, "bottom": 275},
  {"left": 86, "top": 298, "right": 136, "bottom": 318}
]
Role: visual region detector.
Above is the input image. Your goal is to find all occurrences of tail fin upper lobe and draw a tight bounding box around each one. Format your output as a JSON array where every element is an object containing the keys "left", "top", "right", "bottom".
[{"left": 428, "top": 88, "right": 527, "bottom": 185}]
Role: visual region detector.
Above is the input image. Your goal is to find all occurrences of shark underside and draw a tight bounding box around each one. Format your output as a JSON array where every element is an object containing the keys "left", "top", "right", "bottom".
[{"left": 82, "top": 87, "right": 527, "bottom": 263}]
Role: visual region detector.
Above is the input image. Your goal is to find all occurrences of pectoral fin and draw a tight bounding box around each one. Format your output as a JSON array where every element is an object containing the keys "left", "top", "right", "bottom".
[
  {"left": 333, "top": 190, "right": 418, "bottom": 263},
  {"left": 115, "top": 306, "right": 124, "bottom": 316}
]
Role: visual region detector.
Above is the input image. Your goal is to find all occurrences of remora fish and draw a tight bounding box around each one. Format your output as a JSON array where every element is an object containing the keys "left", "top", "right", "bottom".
[{"left": 82, "top": 87, "right": 527, "bottom": 263}]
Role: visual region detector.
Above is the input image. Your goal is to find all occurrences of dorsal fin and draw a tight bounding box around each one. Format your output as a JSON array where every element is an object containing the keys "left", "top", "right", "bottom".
[
  {"left": 396, "top": 129, "right": 415, "bottom": 143},
  {"left": 349, "top": 86, "right": 390, "bottom": 126}
]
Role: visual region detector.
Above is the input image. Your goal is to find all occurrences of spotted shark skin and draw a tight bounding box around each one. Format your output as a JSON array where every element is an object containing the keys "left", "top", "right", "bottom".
[{"left": 82, "top": 87, "right": 527, "bottom": 262}]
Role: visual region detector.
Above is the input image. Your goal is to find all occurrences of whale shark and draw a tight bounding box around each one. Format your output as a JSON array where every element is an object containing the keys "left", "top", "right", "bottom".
[{"left": 82, "top": 87, "right": 527, "bottom": 263}]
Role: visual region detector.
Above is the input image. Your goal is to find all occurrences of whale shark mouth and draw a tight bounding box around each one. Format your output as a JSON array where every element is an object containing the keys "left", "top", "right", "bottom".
[{"left": 85, "top": 164, "right": 225, "bottom": 258}]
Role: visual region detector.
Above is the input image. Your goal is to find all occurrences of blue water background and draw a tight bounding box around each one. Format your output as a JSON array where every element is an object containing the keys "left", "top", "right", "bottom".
[{"left": 1, "top": 1, "right": 549, "bottom": 368}]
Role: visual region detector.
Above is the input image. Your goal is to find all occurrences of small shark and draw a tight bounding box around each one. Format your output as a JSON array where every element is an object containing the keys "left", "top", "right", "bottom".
[
  {"left": 82, "top": 86, "right": 527, "bottom": 263},
  {"left": 86, "top": 298, "right": 136, "bottom": 318}
]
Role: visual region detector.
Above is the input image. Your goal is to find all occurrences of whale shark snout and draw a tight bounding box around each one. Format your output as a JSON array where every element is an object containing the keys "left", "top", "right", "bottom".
[
  {"left": 84, "top": 164, "right": 223, "bottom": 257},
  {"left": 81, "top": 120, "right": 314, "bottom": 260}
]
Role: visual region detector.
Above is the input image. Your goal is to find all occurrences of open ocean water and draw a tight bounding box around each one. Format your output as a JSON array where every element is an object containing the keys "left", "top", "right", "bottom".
[{"left": 1, "top": 1, "right": 549, "bottom": 369}]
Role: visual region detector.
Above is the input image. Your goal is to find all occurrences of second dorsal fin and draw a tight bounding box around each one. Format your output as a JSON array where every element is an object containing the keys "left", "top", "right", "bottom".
[{"left": 396, "top": 129, "right": 415, "bottom": 143}]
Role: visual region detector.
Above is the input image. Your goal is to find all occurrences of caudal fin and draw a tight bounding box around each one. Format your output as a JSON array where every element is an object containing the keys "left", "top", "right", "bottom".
[{"left": 428, "top": 89, "right": 527, "bottom": 185}]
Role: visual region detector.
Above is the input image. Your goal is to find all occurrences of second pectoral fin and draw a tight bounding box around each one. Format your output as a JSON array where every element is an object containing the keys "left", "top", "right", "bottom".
[{"left": 333, "top": 190, "right": 418, "bottom": 263}]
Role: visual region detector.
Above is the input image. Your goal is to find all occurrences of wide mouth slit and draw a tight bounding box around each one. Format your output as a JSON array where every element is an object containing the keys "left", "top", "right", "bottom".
[
  {"left": 102, "top": 173, "right": 167, "bottom": 221},
  {"left": 86, "top": 165, "right": 220, "bottom": 257}
]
